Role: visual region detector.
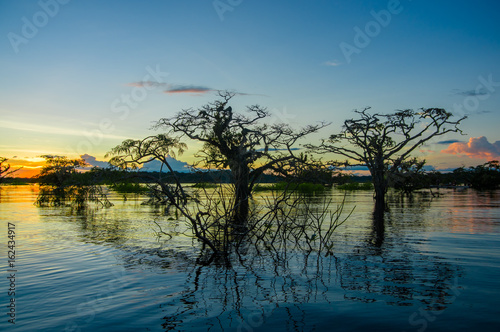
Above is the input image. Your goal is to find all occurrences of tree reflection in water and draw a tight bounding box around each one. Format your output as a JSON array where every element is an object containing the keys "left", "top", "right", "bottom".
[
  {"left": 338, "top": 209, "right": 463, "bottom": 311},
  {"left": 156, "top": 207, "right": 463, "bottom": 331},
  {"left": 48, "top": 193, "right": 463, "bottom": 331}
]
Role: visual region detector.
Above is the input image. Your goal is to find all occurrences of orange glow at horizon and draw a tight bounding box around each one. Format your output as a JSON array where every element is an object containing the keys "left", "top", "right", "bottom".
[{"left": 3, "top": 158, "right": 46, "bottom": 178}]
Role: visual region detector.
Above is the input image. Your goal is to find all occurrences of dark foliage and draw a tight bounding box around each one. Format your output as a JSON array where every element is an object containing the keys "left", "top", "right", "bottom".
[{"left": 34, "top": 155, "right": 112, "bottom": 209}]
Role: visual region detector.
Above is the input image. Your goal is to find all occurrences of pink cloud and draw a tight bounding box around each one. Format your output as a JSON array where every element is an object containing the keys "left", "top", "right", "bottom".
[
  {"left": 419, "top": 149, "right": 435, "bottom": 154},
  {"left": 441, "top": 136, "right": 500, "bottom": 160}
]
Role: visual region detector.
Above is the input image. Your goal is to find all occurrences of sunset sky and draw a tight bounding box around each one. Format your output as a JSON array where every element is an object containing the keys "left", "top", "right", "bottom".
[{"left": 1, "top": 0, "right": 500, "bottom": 177}]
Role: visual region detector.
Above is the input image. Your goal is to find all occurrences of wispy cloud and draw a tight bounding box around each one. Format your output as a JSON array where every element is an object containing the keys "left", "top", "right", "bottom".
[
  {"left": 233, "top": 91, "right": 269, "bottom": 97},
  {"left": 452, "top": 88, "right": 488, "bottom": 97},
  {"left": 0, "top": 146, "right": 70, "bottom": 156},
  {"left": 127, "top": 80, "right": 263, "bottom": 96},
  {"left": 126, "top": 81, "right": 213, "bottom": 94},
  {"left": 419, "top": 149, "right": 435, "bottom": 154},
  {"left": 7, "top": 157, "right": 46, "bottom": 167},
  {"left": 436, "top": 139, "right": 463, "bottom": 145},
  {"left": 127, "top": 81, "right": 169, "bottom": 88},
  {"left": 323, "top": 60, "right": 342, "bottom": 67},
  {"left": 164, "top": 85, "right": 215, "bottom": 94},
  {"left": 2, "top": 157, "right": 47, "bottom": 178},
  {"left": 441, "top": 136, "right": 500, "bottom": 160},
  {"left": 0, "top": 120, "right": 127, "bottom": 140},
  {"left": 476, "top": 110, "right": 492, "bottom": 115}
]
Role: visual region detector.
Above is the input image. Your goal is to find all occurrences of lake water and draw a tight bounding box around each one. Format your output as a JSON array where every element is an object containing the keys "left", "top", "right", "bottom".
[{"left": 1, "top": 185, "right": 500, "bottom": 331}]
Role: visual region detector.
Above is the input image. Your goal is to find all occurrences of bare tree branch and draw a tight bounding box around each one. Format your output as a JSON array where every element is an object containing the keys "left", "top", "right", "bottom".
[{"left": 307, "top": 107, "right": 466, "bottom": 210}]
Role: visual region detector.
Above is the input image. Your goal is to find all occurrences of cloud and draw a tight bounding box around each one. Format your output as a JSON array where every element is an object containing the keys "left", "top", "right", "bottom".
[
  {"left": 436, "top": 139, "right": 463, "bottom": 145},
  {"left": 81, "top": 154, "right": 110, "bottom": 168},
  {"left": 2, "top": 157, "right": 46, "bottom": 178},
  {"left": 140, "top": 155, "right": 191, "bottom": 173},
  {"left": 453, "top": 88, "right": 488, "bottom": 97},
  {"left": 419, "top": 149, "right": 435, "bottom": 154},
  {"left": 163, "top": 85, "right": 264, "bottom": 96},
  {"left": 233, "top": 91, "right": 269, "bottom": 97},
  {"left": 476, "top": 110, "right": 492, "bottom": 115},
  {"left": 164, "top": 85, "right": 215, "bottom": 94},
  {"left": 323, "top": 60, "right": 342, "bottom": 67},
  {"left": 126, "top": 81, "right": 214, "bottom": 94},
  {"left": 127, "top": 81, "right": 169, "bottom": 88},
  {"left": 127, "top": 80, "right": 262, "bottom": 97},
  {"left": 441, "top": 136, "right": 500, "bottom": 160},
  {"left": 0, "top": 120, "right": 127, "bottom": 140}
]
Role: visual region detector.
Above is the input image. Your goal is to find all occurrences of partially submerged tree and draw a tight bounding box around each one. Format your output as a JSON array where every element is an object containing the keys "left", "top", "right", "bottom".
[
  {"left": 0, "top": 157, "right": 21, "bottom": 182},
  {"left": 388, "top": 157, "right": 429, "bottom": 194},
  {"left": 35, "top": 155, "right": 111, "bottom": 208},
  {"left": 106, "top": 92, "right": 342, "bottom": 263},
  {"left": 106, "top": 135, "right": 188, "bottom": 205},
  {"left": 152, "top": 91, "right": 328, "bottom": 223},
  {"left": 309, "top": 108, "right": 466, "bottom": 210}
]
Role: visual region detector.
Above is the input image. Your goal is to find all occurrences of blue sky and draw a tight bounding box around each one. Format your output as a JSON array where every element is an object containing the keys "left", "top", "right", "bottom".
[{"left": 1, "top": 0, "right": 499, "bottom": 176}]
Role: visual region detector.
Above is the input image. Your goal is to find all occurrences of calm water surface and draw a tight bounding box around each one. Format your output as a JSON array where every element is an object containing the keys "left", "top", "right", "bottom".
[{"left": 1, "top": 185, "right": 499, "bottom": 331}]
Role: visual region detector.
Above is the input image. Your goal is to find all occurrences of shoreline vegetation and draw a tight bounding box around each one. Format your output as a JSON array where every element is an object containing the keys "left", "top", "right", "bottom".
[
  {"left": 2, "top": 169, "right": 497, "bottom": 192},
  {"left": 253, "top": 182, "right": 327, "bottom": 193},
  {"left": 2, "top": 162, "right": 499, "bottom": 192}
]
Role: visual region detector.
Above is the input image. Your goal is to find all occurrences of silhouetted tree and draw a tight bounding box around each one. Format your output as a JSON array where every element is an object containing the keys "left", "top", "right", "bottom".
[
  {"left": 0, "top": 157, "right": 21, "bottom": 182},
  {"left": 106, "top": 135, "right": 189, "bottom": 205},
  {"left": 35, "top": 155, "right": 111, "bottom": 208},
  {"left": 309, "top": 108, "right": 466, "bottom": 211},
  {"left": 152, "top": 91, "right": 328, "bottom": 223},
  {"left": 389, "top": 157, "right": 429, "bottom": 194},
  {"left": 106, "top": 92, "right": 342, "bottom": 261},
  {"left": 468, "top": 160, "right": 500, "bottom": 189}
]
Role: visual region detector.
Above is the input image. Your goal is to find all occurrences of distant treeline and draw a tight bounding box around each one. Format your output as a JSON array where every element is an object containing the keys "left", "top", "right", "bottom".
[
  {"left": 4, "top": 169, "right": 281, "bottom": 185},
  {"left": 387, "top": 160, "right": 500, "bottom": 192},
  {"left": 4, "top": 161, "right": 499, "bottom": 191}
]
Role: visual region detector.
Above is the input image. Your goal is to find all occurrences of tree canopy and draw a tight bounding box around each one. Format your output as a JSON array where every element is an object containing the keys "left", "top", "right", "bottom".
[
  {"left": 309, "top": 107, "right": 466, "bottom": 209},
  {"left": 110, "top": 91, "right": 329, "bottom": 223},
  {"left": 35, "top": 155, "right": 111, "bottom": 208},
  {"left": 154, "top": 92, "right": 327, "bottom": 183}
]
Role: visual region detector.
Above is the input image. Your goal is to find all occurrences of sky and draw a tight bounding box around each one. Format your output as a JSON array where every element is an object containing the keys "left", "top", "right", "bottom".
[{"left": 1, "top": 0, "right": 500, "bottom": 177}]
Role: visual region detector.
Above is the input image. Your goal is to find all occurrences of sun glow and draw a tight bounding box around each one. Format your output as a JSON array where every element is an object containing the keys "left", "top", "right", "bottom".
[{"left": 3, "top": 157, "right": 47, "bottom": 178}]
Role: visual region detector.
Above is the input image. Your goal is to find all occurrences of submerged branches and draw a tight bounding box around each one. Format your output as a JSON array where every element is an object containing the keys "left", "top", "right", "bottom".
[
  {"left": 34, "top": 155, "right": 112, "bottom": 209},
  {"left": 243, "top": 190, "right": 353, "bottom": 257},
  {"left": 149, "top": 179, "right": 352, "bottom": 265}
]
